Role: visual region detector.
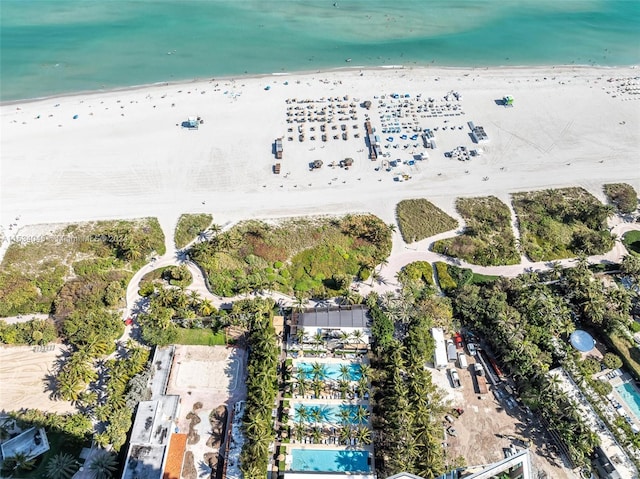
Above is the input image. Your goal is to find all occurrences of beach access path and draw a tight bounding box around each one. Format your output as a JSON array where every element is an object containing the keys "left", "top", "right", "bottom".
[{"left": 118, "top": 212, "right": 640, "bottom": 327}]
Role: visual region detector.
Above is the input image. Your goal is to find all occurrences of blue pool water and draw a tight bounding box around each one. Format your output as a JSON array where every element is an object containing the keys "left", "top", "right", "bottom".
[
  {"left": 616, "top": 382, "right": 640, "bottom": 420},
  {"left": 297, "top": 362, "right": 362, "bottom": 381},
  {"left": 293, "top": 404, "right": 366, "bottom": 424},
  {"left": 291, "top": 448, "right": 370, "bottom": 472}
]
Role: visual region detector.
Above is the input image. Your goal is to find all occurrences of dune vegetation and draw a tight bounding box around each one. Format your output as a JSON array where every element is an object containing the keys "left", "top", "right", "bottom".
[
  {"left": 512, "top": 188, "right": 614, "bottom": 261},
  {"left": 432, "top": 196, "right": 519, "bottom": 266},
  {"left": 396, "top": 199, "right": 458, "bottom": 243}
]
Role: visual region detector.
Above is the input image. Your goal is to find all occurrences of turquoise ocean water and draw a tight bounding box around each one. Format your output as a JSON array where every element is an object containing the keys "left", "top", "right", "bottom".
[{"left": 1, "top": 0, "right": 639, "bottom": 101}]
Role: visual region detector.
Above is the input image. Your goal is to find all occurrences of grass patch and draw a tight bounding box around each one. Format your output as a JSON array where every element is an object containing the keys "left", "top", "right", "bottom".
[
  {"left": 190, "top": 215, "right": 391, "bottom": 297},
  {"left": 396, "top": 199, "right": 458, "bottom": 243},
  {"left": 174, "top": 328, "right": 227, "bottom": 346},
  {"left": 432, "top": 196, "right": 519, "bottom": 266},
  {"left": 0, "top": 218, "right": 165, "bottom": 317},
  {"left": 175, "top": 213, "right": 213, "bottom": 249},
  {"left": 623, "top": 230, "right": 640, "bottom": 257},
  {"left": 446, "top": 264, "right": 499, "bottom": 287},
  {"left": 604, "top": 183, "right": 638, "bottom": 214},
  {"left": 512, "top": 188, "right": 614, "bottom": 262},
  {"left": 606, "top": 333, "right": 640, "bottom": 382}
]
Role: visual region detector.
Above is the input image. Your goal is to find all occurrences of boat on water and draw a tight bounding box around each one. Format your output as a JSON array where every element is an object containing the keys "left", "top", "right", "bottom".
[{"left": 345, "top": 58, "right": 352, "bottom": 63}]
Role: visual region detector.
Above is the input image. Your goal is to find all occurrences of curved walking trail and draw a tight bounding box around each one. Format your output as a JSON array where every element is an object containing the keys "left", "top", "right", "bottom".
[{"left": 122, "top": 214, "right": 640, "bottom": 322}]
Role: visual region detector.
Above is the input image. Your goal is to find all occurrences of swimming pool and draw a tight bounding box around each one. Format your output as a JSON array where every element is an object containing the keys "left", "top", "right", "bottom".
[
  {"left": 293, "top": 404, "right": 366, "bottom": 424},
  {"left": 290, "top": 448, "right": 370, "bottom": 472},
  {"left": 616, "top": 382, "right": 640, "bottom": 420},
  {"left": 296, "top": 362, "right": 362, "bottom": 381}
]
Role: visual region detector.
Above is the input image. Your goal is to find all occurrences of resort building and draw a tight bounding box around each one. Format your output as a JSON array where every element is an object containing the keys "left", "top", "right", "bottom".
[
  {"left": 298, "top": 305, "right": 370, "bottom": 346},
  {"left": 283, "top": 306, "right": 374, "bottom": 477}
]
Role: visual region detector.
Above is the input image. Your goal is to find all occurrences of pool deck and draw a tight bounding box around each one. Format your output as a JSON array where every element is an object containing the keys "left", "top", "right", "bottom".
[
  {"left": 285, "top": 351, "right": 375, "bottom": 473},
  {"left": 595, "top": 369, "right": 640, "bottom": 430},
  {"left": 285, "top": 444, "right": 374, "bottom": 474}
]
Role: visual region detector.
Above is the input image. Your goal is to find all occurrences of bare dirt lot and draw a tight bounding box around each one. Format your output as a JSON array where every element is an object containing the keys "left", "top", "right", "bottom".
[
  {"left": 165, "top": 345, "right": 246, "bottom": 479},
  {"left": 0, "top": 344, "right": 76, "bottom": 414},
  {"left": 431, "top": 354, "right": 577, "bottom": 479}
]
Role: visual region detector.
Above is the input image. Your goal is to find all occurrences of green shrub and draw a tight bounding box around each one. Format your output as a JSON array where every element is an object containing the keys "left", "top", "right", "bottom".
[
  {"left": 398, "top": 261, "right": 434, "bottom": 285},
  {"left": 603, "top": 352, "right": 623, "bottom": 370},
  {"left": 396, "top": 199, "right": 458, "bottom": 243},
  {"left": 513, "top": 188, "right": 614, "bottom": 261},
  {"left": 435, "top": 262, "right": 457, "bottom": 291},
  {"left": 190, "top": 214, "right": 391, "bottom": 298},
  {"left": 163, "top": 265, "right": 192, "bottom": 287},
  {"left": 0, "top": 318, "right": 57, "bottom": 345},
  {"left": 580, "top": 357, "right": 601, "bottom": 376},
  {"left": 175, "top": 214, "right": 213, "bottom": 249},
  {"left": 604, "top": 183, "right": 638, "bottom": 214},
  {"left": 591, "top": 379, "right": 613, "bottom": 397},
  {"left": 432, "top": 196, "right": 519, "bottom": 266}
]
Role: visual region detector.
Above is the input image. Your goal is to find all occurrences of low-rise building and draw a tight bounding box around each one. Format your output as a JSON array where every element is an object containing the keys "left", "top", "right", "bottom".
[
  {"left": 122, "top": 395, "right": 181, "bottom": 479},
  {"left": 298, "top": 305, "right": 370, "bottom": 346}
]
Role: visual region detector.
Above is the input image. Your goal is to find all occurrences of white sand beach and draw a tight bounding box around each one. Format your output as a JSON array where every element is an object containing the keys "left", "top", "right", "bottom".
[{"left": 1, "top": 66, "right": 639, "bottom": 238}]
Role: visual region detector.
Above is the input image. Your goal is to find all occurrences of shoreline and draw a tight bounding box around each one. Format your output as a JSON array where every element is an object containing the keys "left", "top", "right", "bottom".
[{"left": 2, "top": 63, "right": 638, "bottom": 106}]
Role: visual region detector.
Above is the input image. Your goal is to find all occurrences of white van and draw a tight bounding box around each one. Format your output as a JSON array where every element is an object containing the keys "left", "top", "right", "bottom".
[{"left": 457, "top": 352, "right": 468, "bottom": 369}]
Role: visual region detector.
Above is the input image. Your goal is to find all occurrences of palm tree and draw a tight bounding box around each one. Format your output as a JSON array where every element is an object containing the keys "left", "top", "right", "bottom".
[
  {"left": 310, "top": 362, "right": 327, "bottom": 380},
  {"left": 56, "top": 374, "right": 84, "bottom": 402},
  {"left": 338, "top": 425, "right": 353, "bottom": 445},
  {"left": 293, "top": 294, "right": 308, "bottom": 313},
  {"left": 337, "top": 407, "right": 353, "bottom": 426},
  {"left": 338, "top": 379, "right": 350, "bottom": 399},
  {"left": 198, "top": 298, "right": 215, "bottom": 317},
  {"left": 4, "top": 452, "right": 36, "bottom": 473},
  {"left": 87, "top": 449, "right": 118, "bottom": 479},
  {"left": 354, "top": 425, "right": 372, "bottom": 445},
  {"left": 311, "top": 426, "right": 323, "bottom": 444},
  {"left": 295, "top": 328, "right": 307, "bottom": 344},
  {"left": 309, "top": 407, "right": 323, "bottom": 426},
  {"left": 338, "top": 364, "right": 351, "bottom": 382},
  {"left": 312, "top": 332, "right": 324, "bottom": 352},
  {"left": 350, "top": 329, "right": 365, "bottom": 346},
  {"left": 45, "top": 452, "right": 79, "bottom": 479},
  {"left": 339, "top": 331, "right": 352, "bottom": 347},
  {"left": 359, "top": 364, "right": 372, "bottom": 381},
  {"left": 296, "top": 375, "right": 308, "bottom": 397},
  {"left": 293, "top": 422, "right": 306, "bottom": 442},
  {"left": 312, "top": 378, "right": 324, "bottom": 398},
  {"left": 295, "top": 404, "right": 309, "bottom": 424},
  {"left": 188, "top": 290, "right": 201, "bottom": 307},
  {"left": 354, "top": 405, "right": 369, "bottom": 424}
]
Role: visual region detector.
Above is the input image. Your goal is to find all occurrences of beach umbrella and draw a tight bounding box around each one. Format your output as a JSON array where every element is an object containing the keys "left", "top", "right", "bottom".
[{"left": 73, "top": 114, "right": 78, "bottom": 119}]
